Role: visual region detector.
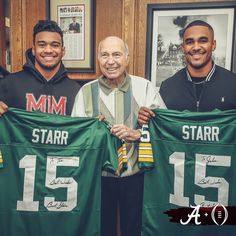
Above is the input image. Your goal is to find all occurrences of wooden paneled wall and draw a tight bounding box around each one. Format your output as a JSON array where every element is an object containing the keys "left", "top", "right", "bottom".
[
  {"left": 0, "top": 0, "right": 6, "bottom": 66},
  {"left": 9, "top": 0, "right": 235, "bottom": 80},
  {"left": 70, "top": 0, "right": 123, "bottom": 80},
  {"left": 132, "top": 0, "right": 236, "bottom": 78},
  {"left": 10, "top": 0, "right": 46, "bottom": 72}
]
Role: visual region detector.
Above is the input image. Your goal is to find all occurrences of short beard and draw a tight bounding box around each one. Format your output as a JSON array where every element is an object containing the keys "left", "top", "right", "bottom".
[
  {"left": 35, "top": 58, "right": 61, "bottom": 71},
  {"left": 191, "top": 63, "right": 205, "bottom": 69},
  {"left": 187, "top": 55, "right": 212, "bottom": 70}
]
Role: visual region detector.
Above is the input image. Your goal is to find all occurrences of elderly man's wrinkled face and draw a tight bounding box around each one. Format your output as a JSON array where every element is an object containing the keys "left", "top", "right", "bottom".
[{"left": 98, "top": 37, "right": 129, "bottom": 84}]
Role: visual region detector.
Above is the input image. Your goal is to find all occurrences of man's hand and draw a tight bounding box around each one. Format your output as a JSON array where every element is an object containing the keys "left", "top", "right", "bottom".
[
  {"left": 138, "top": 106, "right": 155, "bottom": 125},
  {"left": 96, "top": 114, "right": 106, "bottom": 121},
  {"left": 110, "top": 124, "right": 141, "bottom": 142},
  {"left": 0, "top": 101, "right": 8, "bottom": 116}
]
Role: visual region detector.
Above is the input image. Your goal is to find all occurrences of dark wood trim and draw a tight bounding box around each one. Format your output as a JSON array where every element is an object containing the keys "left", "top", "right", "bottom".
[{"left": 0, "top": 0, "right": 6, "bottom": 67}]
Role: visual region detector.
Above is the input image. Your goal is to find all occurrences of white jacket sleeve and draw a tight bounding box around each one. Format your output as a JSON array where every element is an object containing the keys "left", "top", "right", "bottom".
[
  {"left": 145, "top": 81, "right": 166, "bottom": 109},
  {"left": 131, "top": 76, "right": 166, "bottom": 109},
  {"left": 71, "top": 89, "right": 88, "bottom": 117}
]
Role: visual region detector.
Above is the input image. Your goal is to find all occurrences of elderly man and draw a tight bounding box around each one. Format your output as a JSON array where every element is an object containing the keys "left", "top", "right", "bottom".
[{"left": 72, "top": 36, "right": 165, "bottom": 236}]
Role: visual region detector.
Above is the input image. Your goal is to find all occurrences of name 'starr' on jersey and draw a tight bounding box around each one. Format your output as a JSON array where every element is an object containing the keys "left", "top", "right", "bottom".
[
  {"left": 182, "top": 125, "right": 219, "bottom": 141},
  {"left": 31, "top": 128, "right": 69, "bottom": 145}
]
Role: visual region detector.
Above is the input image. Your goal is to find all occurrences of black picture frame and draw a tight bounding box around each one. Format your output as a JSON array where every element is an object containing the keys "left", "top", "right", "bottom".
[
  {"left": 145, "top": 1, "right": 236, "bottom": 87},
  {"left": 46, "top": 0, "right": 96, "bottom": 73}
]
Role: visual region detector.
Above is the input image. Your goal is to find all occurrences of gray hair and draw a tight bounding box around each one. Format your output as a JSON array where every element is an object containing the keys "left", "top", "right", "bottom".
[{"left": 98, "top": 36, "right": 129, "bottom": 59}]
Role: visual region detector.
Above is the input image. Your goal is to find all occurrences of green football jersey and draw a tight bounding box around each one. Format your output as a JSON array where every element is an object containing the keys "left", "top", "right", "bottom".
[
  {"left": 142, "top": 109, "right": 236, "bottom": 236},
  {"left": 0, "top": 108, "right": 120, "bottom": 236}
]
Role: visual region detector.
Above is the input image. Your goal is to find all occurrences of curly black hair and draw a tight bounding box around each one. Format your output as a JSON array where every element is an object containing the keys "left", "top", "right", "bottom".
[{"left": 33, "top": 20, "right": 64, "bottom": 45}]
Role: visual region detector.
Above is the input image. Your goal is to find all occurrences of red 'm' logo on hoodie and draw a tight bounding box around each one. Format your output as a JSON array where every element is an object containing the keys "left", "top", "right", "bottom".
[{"left": 26, "top": 93, "right": 67, "bottom": 115}]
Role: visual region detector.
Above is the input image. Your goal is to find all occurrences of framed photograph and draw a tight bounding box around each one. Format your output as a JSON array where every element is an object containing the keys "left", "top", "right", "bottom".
[
  {"left": 145, "top": 1, "right": 236, "bottom": 88},
  {"left": 47, "top": 0, "right": 95, "bottom": 73}
]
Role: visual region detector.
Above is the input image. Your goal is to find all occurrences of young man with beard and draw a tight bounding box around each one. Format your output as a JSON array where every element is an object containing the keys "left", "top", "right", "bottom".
[
  {"left": 138, "top": 20, "right": 236, "bottom": 123},
  {"left": 0, "top": 20, "right": 80, "bottom": 116},
  {"left": 136, "top": 21, "right": 236, "bottom": 236}
]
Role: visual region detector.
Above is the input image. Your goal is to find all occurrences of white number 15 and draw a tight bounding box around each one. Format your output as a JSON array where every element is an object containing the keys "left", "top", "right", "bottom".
[
  {"left": 169, "top": 152, "right": 231, "bottom": 207},
  {"left": 16, "top": 155, "right": 79, "bottom": 212}
]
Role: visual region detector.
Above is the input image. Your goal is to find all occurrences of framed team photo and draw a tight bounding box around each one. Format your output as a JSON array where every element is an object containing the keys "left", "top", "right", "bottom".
[{"left": 145, "top": 1, "right": 236, "bottom": 88}]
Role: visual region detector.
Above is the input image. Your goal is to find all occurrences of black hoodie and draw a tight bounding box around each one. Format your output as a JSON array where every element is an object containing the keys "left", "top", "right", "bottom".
[
  {"left": 0, "top": 49, "right": 81, "bottom": 115},
  {"left": 0, "top": 65, "right": 10, "bottom": 79}
]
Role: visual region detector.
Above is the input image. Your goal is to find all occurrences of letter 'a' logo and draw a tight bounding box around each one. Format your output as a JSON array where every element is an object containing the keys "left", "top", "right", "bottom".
[{"left": 211, "top": 203, "right": 228, "bottom": 226}]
